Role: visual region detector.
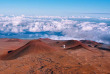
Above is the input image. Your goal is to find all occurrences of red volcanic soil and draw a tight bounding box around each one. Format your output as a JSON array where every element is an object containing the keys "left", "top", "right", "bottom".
[
  {"left": 0, "top": 38, "right": 30, "bottom": 56},
  {"left": 80, "top": 40, "right": 99, "bottom": 44},
  {"left": 0, "top": 38, "right": 110, "bottom": 74},
  {"left": 6, "top": 38, "right": 23, "bottom": 42},
  {"left": 80, "top": 40, "right": 102, "bottom": 47},
  {"left": 47, "top": 40, "right": 95, "bottom": 52},
  {"left": 65, "top": 40, "right": 79, "bottom": 46},
  {"left": 80, "top": 40, "right": 110, "bottom": 51},
  {"left": 1, "top": 40, "right": 55, "bottom": 60}
]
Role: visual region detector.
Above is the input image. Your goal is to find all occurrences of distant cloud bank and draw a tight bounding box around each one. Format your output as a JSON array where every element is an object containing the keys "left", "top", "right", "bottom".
[{"left": 0, "top": 15, "right": 110, "bottom": 44}]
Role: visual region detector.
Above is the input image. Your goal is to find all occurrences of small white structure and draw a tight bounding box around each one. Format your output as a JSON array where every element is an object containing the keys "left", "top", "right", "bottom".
[{"left": 63, "top": 45, "right": 66, "bottom": 48}]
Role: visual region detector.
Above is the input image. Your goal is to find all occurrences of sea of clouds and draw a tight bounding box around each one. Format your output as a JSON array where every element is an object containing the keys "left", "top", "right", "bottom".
[{"left": 0, "top": 15, "right": 110, "bottom": 44}]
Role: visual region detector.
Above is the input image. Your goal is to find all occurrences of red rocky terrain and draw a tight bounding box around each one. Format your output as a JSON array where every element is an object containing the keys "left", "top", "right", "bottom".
[{"left": 0, "top": 38, "right": 110, "bottom": 74}]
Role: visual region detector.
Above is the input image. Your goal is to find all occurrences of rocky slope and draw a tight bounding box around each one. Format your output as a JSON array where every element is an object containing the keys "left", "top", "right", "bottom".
[{"left": 0, "top": 39, "right": 110, "bottom": 74}]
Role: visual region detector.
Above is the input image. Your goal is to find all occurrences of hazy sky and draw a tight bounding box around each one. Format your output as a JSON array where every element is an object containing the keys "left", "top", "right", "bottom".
[{"left": 0, "top": 0, "right": 110, "bottom": 16}]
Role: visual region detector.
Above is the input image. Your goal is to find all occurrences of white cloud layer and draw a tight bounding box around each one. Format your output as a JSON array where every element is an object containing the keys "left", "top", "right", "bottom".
[{"left": 0, "top": 15, "right": 110, "bottom": 44}]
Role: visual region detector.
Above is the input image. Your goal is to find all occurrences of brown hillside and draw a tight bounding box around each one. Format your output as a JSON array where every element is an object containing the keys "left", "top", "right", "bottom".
[
  {"left": 0, "top": 39, "right": 110, "bottom": 73},
  {"left": 6, "top": 39, "right": 23, "bottom": 42},
  {"left": 1, "top": 40, "right": 55, "bottom": 60}
]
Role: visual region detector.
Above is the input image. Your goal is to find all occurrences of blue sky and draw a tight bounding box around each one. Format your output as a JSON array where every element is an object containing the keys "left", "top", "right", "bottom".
[{"left": 0, "top": 0, "right": 110, "bottom": 16}]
